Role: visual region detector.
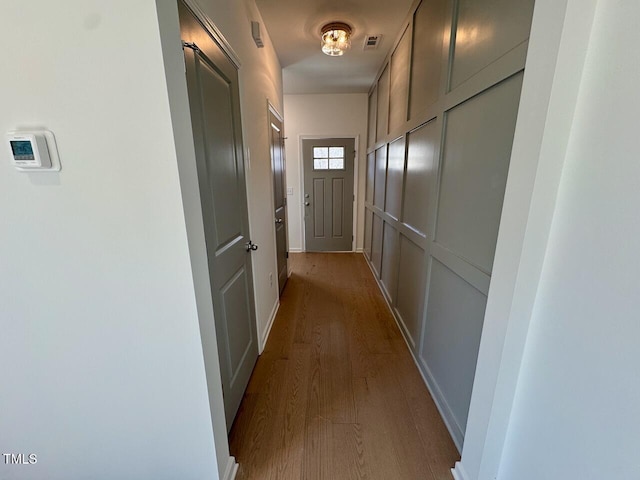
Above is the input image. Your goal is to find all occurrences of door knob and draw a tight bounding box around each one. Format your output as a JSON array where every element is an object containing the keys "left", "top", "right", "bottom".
[
  {"left": 245, "top": 240, "right": 258, "bottom": 252},
  {"left": 304, "top": 202, "right": 310, "bottom": 206},
  {"left": 275, "top": 218, "right": 283, "bottom": 224}
]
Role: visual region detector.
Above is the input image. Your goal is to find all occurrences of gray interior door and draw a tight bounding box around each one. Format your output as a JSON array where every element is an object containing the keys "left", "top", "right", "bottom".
[
  {"left": 303, "top": 138, "right": 355, "bottom": 252},
  {"left": 180, "top": 3, "right": 258, "bottom": 431},
  {"left": 269, "top": 108, "right": 288, "bottom": 294}
]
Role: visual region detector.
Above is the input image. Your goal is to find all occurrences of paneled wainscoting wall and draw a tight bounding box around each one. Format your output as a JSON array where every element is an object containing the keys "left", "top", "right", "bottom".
[{"left": 363, "top": 0, "right": 535, "bottom": 450}]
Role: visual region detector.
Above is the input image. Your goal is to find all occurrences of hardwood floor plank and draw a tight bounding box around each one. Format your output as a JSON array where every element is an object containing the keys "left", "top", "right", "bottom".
[
  {"left": 332, "top": 423, "right": 369, "bottom": 480},
  {"left": 329, "top": 310, "right": 357, "bottom": 424},
  {"left": 266, "top": 343, "right": 312, "bottom": 480},
  {"left": 307, "top": 320, "right": 331, "bottom": 423},
  {"left": 292, "top": 272, "right": 314, "bottom": 344},
  {"left": 303, "top": 414, "right": 332, "bottom": 480},
  {"left": 353, "top": 376, "right": 405, "bottom": 479},
  {"left": 231, "top": 358, "right": 288, "bottom": 480}
]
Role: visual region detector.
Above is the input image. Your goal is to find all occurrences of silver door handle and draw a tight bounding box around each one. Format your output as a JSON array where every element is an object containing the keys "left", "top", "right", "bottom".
[
  {"left": 245, "top": 240, "right": 258, "bottom": 252},
  {"left": 275, "top": 218, "right": 283, "bottom": 224},
  {"left": 304, "top": 202, "right": 310, "bottom": 206}
]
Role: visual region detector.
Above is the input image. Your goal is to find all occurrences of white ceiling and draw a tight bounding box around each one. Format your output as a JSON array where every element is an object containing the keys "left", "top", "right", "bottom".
[{"left": 255, "top": 0, "right": 416, "bottom": 94}]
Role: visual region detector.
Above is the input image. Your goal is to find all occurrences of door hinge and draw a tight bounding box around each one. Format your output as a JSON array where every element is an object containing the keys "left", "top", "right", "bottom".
[
  {"left": 286, "top": 251, "right": 289, "bottom": 259},
  {"left": 181, "top": 41, "right": 200, "bottom": 74}
]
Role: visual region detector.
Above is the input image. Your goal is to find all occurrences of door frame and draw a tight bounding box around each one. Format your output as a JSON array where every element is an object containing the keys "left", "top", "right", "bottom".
[
  {"left": 298, "top": 134, "right": 360, "bottom": 252},
  {"left": 267, "top": 101, "right": 288, "bottom": 289}
]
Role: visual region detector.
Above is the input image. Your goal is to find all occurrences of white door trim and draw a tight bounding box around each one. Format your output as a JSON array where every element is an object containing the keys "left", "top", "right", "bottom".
[
  {"left": 454, "top": 0, "right": 598, "bottom": 479},
  {"left": 298, "top": 134, "right": 360, "bottom": 252},
  {"left": 267, "top": 100, "right": 284, "bottom": 123},
  {"left": 222, "top": 456, "right": 239, "bottom": 480}
]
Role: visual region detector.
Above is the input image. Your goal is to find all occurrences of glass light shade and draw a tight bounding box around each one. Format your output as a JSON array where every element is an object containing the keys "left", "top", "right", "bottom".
[{"left": 321, "top": 23, "right": 352, "bottom": 56}]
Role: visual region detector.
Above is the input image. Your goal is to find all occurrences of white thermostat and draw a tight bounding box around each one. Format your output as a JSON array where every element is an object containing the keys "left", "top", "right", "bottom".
[{"left": 7, "top": 130, "right": 61, "bottom": 171}]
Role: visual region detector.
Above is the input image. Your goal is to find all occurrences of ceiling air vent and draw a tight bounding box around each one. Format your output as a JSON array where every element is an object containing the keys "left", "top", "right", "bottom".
[{"left": 363, "top": 34, "right": 382, "bottom": 50}]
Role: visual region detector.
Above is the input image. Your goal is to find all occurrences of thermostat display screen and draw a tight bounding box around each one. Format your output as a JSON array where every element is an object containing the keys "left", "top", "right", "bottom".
[{"left": 10, "top": 140, "right": 35, "bottom": 160}]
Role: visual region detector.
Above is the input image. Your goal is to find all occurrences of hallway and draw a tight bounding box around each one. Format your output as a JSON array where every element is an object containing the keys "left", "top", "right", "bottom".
[{"left": 229, "top": 253, "right": 459, "bottom": 479}]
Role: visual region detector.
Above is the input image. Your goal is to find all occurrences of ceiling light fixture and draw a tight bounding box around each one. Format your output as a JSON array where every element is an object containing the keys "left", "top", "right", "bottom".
[{"left": 321, "top": 22, "right": 352, "bottom": 56}]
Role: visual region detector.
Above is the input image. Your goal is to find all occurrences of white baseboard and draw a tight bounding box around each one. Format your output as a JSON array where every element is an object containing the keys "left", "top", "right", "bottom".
[
  {"left": 222, "top": 456, "right": 238, "bottom": 480},
  {"left": 451, "top": 462, "right": 471, "bottom": 480},
  {"left": 259, "top": 298, "right": 280, "bottom": 353},
  {"left": 362, "top": 254, "right": 464, "bottom": 453},
  {"left": 355, "top": 247, "right": 364, "bottom": 253},
  {"left": 288, "top": 247, "right": 303, "bottom": 253}
]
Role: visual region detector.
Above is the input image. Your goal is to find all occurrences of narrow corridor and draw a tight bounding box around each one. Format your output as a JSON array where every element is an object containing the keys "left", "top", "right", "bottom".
[{"left": 229, "top": 253, "right": 459, "bottom": 479}]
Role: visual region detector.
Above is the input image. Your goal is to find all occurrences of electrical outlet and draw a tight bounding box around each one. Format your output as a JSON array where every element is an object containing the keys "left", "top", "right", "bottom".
[
  {"left": 269, "top": 273, "right": 273, "bottom": 287},
  {"left": 287, "top": 187, "right": 293, "bottom": 195}
]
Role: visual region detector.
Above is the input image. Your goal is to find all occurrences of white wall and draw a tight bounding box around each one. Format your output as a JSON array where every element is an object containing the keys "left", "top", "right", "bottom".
[
  {"left": 0, "top": 2, "right": 218, "bottom": 479},
  {"left": 284, "top": 94, "right": 368, "bottom": 252},
  {"left": 497, "top": 2, "right": 640, "bottom": 478},
  {"left": 186, "top": 0, "right": 284, "bottom": 348}
]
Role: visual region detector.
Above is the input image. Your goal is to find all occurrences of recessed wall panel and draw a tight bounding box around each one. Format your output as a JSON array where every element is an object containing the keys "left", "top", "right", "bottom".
[
  {"left": 200, "top": 61, "right": 243, "bottom": 248},
  {"left": 364, "top": 209, "right": 373, "bottom": 259},
  {"left": 381, "top": 222, "right": 399, "bottom": 302},
  {"left": 376, "top": 65, "right": 390, "bottom": 140},
  {"left": 332, "top": 178, "right": 344, "bottom": 237},
  {"left": 389, "top": 26, "right": 411, "bottom": 134},
  {"left": 221, "top": 267, "right": 254, "bottom": 379},
  {"left": 436, "top": 73, "right": 523, "bottom": 273},
  {"left": 368, "top": 87, "right": 378, "bottom": 147},
  {"left": 366, "top": 152, "right": 375, "bottom": 203},
  {"left": 451, "top": 0, "right": 534, "bottom": 88},
  {"left": 313, "top": 178, "right": 325, "bottom": 238},
  {"left": 404, "top": 121, "right": 438, "bottom": 236},
  {"left": 410, "top": 0, "right": 447, "bottom": 118},
  {"left": 395, "top": 234, "right": 426, "bottom": 346},
  {"left": 374, "top": 146, "right": 387, "bottom": 209},
  {"left": 385, "top": 136, "right": 406, "bottom": 220},
  {"left": 420, "top": 259, "right": 487, "bottom": 433},
  {"left": 371, "top": 214, "right": 383, "bottom": 276}
]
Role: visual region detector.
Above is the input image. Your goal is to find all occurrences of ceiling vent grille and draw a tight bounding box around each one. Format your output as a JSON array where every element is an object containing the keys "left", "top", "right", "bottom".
[{"left": 363, "top": 34, "right": 382, "bottom": 50}]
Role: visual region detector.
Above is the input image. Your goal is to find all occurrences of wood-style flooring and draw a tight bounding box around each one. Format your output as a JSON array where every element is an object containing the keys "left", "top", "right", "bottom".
[{"left": 229, "top": 253, "right": 459, "bottom": 480}]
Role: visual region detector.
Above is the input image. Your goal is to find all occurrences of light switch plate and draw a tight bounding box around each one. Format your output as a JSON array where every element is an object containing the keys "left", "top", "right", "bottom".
[{"left": 287, "top": 187, "right": 293, "bottom": 195}]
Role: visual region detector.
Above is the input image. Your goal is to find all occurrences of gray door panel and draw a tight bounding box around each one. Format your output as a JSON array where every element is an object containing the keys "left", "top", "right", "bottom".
[
  {"left": 269, "top": 110, "right": 288, "bottom": 294},
  {"left": 303, "top": 138, "right": 355, "bottom": 252},
  {"left": 181, "top": 3, "right": 258, "bottom": 431}
]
